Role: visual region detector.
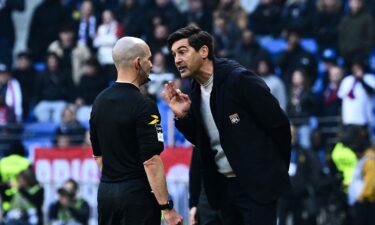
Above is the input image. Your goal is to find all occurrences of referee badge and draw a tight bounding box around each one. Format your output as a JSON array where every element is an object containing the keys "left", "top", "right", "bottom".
[
  {"left": 155, "top": 124, "right": 164, "bottom": 142},
  {"left": 148, "top": 115, "right": 160, "bottom": 125},
  {"left": 229, "top": 113, "right": 240, "bottom": 124}
]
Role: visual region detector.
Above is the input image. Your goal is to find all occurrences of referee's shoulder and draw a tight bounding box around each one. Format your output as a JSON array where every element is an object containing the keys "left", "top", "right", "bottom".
[{"left": 92, "top": 86, "right": 111, "bottom": 103}]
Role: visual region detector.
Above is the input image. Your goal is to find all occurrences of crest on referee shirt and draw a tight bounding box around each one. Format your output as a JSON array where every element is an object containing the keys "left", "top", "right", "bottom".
[{"left": 229, "top": 113, "right": 240, "bottom": 124}]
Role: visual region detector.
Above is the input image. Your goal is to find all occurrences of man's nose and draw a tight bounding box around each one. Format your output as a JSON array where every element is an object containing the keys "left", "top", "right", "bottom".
[{"left": 175, "top": 56, "right": 182, "bottom": 65}]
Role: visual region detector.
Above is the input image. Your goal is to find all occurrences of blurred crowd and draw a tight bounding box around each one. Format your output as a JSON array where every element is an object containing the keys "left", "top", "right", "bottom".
[
  {"left": 0, "top": 0, "right": 375, "bottom": 224},
  {"left": 0, "top": 140, "right": 90, "bottom": 224}
]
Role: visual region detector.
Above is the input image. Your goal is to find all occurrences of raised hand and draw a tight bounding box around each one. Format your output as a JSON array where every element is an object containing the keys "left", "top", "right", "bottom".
[{"left": 162, "top": 81, "right": 191, "bottom": 119}]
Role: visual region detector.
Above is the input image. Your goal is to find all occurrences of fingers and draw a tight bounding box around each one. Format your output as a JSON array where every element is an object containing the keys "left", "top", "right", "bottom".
[
  {"left": 163, "top": 82, "right": 189, "bottom": 104},
  {"left": 189, "top": 207, "right": 197, "bottom": 225},
  {"left": 180, "top": 93, "right": 190, "bottom": 102},
  {"left": 189, "top": 217, "right": 197, "bottom": 225},
  {"left": 162, "top": 89, "right": 171, "bottom": 103},
  {"left": 163, "top": 82, "right": 177, "bottom": 102},
  {"left": 162, "top": 82, "right": 174, "bottom": 103},
  {"left": 177, "top": 216, "right": 183, "bottom": 225}
]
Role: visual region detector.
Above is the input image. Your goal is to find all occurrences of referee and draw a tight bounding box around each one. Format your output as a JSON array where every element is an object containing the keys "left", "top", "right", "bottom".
[{"left": 89, "top": 37, "right": 183, "bottom": 225}]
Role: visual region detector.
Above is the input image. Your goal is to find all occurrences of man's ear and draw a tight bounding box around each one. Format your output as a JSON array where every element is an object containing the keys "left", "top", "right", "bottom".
[
  {"left": 134, "top": 57, "right": 140, "bottom": 69},
  {"left": 199, "top": 45, "right": 209, "bottom": 59}
]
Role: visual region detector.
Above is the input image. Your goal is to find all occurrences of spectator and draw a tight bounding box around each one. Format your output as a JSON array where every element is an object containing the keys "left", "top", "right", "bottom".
[
  {"left": 331, "top": 125, "right": 366, "bottom": 189},
  {"left": 0, "top": 95, "right": 17, "bottom": 155},
  {"left": 278, "top": 124, "right": 322, "bottom": 225},
  {"left": 115, "top": 0, "right": 145, "bottom": 37},
  {"left": 233, "top": 29, "right": 271, "bottom": 71},
  {"left": 186, "top": 0, "right": 213, "bottom": 32},
  {"left": 283, "top": 0, "right": 316, "bottom": 34},
  {"left": 276, "top": 29, "right": 318, "bottom": 86},
  {"left": 320, "top": 65, "right": 343, "bottom": 117},
  {"left": 315, "top": 48, "right": 338, "bottom": 94},
  {"left": 348, "top": 146, "right": 375, "bottom": 225},
  {"left": 149, "top": 24, "right": 170, "bottom": 57},
  {"left": 147, "top": 52, "right": 175, "bottom": 100},
  {"left": 249, "top": 0, "right": 282, "bottom": 36},
  {"left": 308, "top": 129, "right": 348, "bottom": 224},
  {"left": 62, "top": 0, "right": 106, "bottom": 17},
  {"left": 287, "top": 69, "right": 317, "bottom": 148},
  {"left": 337, "top": 60, "right": 375, "bottom": 126},
  {"left": 55, "top": 105, "right": 86, "bottom": 146},
  {"left": 314, "top": 0, "right": 343, "bottom": 52},
  {"left": 212, "top": 13, "right": 240, "bottom": 58},
  {"left": 0, "top": 64, "right": 23, "bottom": 123},
  {"left": 55, "top": 132, "right": 72, "bottom": 148},
  {"left": 281, "top": 0, "right": 316, "bottom": 37},
  {"left": 0, "top": 0, "right": 24, "bottom": 67},
  {"left": 33, "top": 53, "right": 74, "bottom": 123},
  {"left": 75, "top": 0, "right": 98, "bottom": 52},
  {"left": 12, "top": 52, "right": 37, "bottom": 121},
  {"left": 310, "top": 130, "right": 345, "bottom": 202},
  {"left": 93, "top": 9, "right": 122, "bottom": 82},
  {"left": 256, "top": 58, "right": 287, "bottom": 110},
  {"left": 287, "top": 69, "right": 316, "bottom": 120},
  {"left": 338, "top": 0, "right": 375, "bottom": 69},
  {"left": 75, "top": 58, "right": 108, "bottom": 123},
  {"left": 0, "top": 92, "right": 16, "bottom": 126},
  {"left": 27, "top": 0, "right": 70, "bottom": 62},
  {"left": 214, "top": 0, "right": 247, "bottom": 30},
  {"left": 48, "top": 25, "right": 91, "bottom": 85},
  {"left": 48, "top": 179, "right": 90, "bottom": 225},
  {"left": 147, "top": 0, "right": 186, "bottom": 33},
  {"left": 4, "top": 168, "right": 44, "bottom": 225},
  {"left": 0, "top": 141, "right": 30, "bottom": 219}
]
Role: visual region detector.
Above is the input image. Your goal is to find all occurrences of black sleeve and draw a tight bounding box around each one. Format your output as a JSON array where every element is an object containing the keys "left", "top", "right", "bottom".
[
  {"left": 175, "top": 110, "right": 197, "bottom": 145},
  {"left": 237, "top": 70, "right": 292, "bottom": 167},
  {"left": 189, "top": 147, "right": 201, "bottom": 208},
  {"left": 89, "top": 102, "right": 101, "bottom": 156},
  {"left": 174, "top": 89, "right": 197, "bottom": 145},
  {"left": 68, "top": 200, "right": 90, "bottom": 224},
  {"left": 18, "top": 186, "right": 44, "bottom": 209},
  {"left": 136, "top": 99, "right": 164, "bottom": 162},
  {"left": 359, "top": 78, "right": 375, "bottom": 95}
]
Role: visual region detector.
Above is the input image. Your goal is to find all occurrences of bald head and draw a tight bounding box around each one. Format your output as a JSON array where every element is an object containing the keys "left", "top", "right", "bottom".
[{"left": 112, "top": 37, "right": 149, "bottom": 69}]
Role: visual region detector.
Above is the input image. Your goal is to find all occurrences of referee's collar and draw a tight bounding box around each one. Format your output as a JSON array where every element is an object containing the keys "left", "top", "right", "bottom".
[{"left": 113, "top": 82, "right": 140, "bottom": 91}]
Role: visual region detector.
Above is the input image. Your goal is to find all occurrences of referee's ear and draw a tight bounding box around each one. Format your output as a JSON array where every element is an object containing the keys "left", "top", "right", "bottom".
[{"left": 134, "top": 57, "right": 141, "bottom": 70}]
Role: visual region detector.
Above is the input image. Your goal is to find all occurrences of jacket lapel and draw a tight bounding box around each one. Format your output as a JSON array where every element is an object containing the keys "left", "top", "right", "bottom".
[{"left": 210, "top": 58, "right": 228, "bottom": 131}]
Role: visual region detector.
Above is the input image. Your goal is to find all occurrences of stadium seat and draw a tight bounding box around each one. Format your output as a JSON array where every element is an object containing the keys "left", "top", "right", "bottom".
[
  {"left": 258, "top": 37, "right": 287, "bottom": 57},
  {"left": 301, "top": 38, "right": 318, "bottom": 54}
]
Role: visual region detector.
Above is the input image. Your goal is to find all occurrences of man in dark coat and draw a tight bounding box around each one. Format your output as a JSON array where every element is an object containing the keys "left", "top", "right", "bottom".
[
  {"left": 163, "top": 25, "right": 291, "bottom": 225},
  {"left": 0, "top": 0, "right": 24, "bottom": 67}
]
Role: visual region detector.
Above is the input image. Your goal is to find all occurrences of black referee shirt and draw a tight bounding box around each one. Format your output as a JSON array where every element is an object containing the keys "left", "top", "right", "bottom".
[{"left": 90, "top": 82, "right": 164, "bottom": 182}]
